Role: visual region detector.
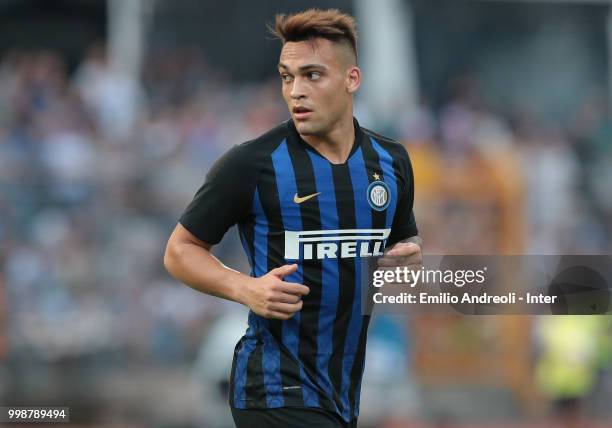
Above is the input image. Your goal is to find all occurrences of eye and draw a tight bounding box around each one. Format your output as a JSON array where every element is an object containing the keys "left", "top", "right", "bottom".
[
  {"left": 281, "top": 73, "right": 293, "bottom": 83},
  {"left": 308, "top": 71, "right": 321, "bottom": 81}
]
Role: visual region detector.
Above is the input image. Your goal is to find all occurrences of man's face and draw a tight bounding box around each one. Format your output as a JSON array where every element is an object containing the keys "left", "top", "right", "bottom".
[{"left": 278, "top": 38, "right": 358, "bottom": 137}]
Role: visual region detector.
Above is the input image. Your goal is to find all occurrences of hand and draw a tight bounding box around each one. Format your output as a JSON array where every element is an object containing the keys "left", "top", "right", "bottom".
[
  {"left": 377, "top": 236, "right": 423, "bottom": 269},
  {"left": 241, "top": 264, "right": 310, "bottom": 320},
  {"left": 375, "top": 238, "right": 423, "bottom": 287}
]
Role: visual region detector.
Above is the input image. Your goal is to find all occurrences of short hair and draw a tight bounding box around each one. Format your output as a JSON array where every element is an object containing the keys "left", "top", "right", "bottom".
[{"left": 270, "top": 9, "right": 358, "bottom": 64}]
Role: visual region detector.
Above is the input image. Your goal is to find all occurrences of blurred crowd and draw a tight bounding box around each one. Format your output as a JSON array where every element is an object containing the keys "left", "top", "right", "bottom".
[
  {"left": 0, "top": 45, "right": 287, "bottom": 364},
  {"left": 1, "top": 42, "right": 611, "bottom": 426},
  {"left": 396, "top": 73, "right": 612, "bottom": 254}
]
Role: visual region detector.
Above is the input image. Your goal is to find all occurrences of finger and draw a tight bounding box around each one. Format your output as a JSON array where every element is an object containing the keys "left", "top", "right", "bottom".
[
  {"left": 269, "top": 264, "right": 298, "bottom": 279},
  {"left": 377, "top": 254, "right": 423, "bottom": 267},
  {"left": 265, "top": 311, "right": 297, "bottom": 320},
  {"left": 386, "top": 242, "right": 420, "bottom": 257},
  {"left": 270, "top": 292, "right": 302, "bottom": 304},
  {"left": 280, "top": 281, "right": 310, "bottom": 296},
  {"left": 378, "top": 251, "right": 423, "bottom": 261},
  {"left": 389, "top": 250, "right": 420, "bottom": 262},
  {"left": 269, "top": 301, "right": 303, "bottom": 314}
]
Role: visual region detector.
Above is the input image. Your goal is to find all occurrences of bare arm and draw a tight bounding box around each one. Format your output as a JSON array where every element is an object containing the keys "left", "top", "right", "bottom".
[
  {"left": 164, "top": 223, "right": 249, "bottom": 303},
  {"left": 378, "top": 235, "right": 423, "bottom": 268},
  {"left": 394, "top": 235, "right": 423, "bottom": 249},
  {"left": 163, "top": 223, "right": 309, "bottom": 319}
]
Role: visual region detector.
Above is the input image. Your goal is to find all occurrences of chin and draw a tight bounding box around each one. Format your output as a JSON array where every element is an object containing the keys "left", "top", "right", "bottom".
[
  {"left": 295, "top": 120, "right": 323, "bottom": 136},
  {"left": 294, "top": 121, "right": 314, "bottom": 134}
]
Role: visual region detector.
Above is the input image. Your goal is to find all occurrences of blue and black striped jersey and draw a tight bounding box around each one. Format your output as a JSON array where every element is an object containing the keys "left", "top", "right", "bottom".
[{"left": 179, "top": 117, "right": 418, "bottom": 424}]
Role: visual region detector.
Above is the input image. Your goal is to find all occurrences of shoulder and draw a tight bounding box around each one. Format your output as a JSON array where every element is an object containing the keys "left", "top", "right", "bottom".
[
  {"left": 362, "top": 127, "right": 400, "bottom": 146},
  {"left": 210, "top": 120, "right": 290, "bottom": 175},
  {"left": 362, "top": 127, "right": 411, "bottom": 164},
  {"left": 232, "top": 120, "right": 290, "bottom": 158}
]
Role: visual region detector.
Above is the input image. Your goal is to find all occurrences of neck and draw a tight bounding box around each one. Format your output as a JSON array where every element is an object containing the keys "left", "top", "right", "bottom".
[{"left": 300, "top": 112, "right": 355, "bottom": 164}]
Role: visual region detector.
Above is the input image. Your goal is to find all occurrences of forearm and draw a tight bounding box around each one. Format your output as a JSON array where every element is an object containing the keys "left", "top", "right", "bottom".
[
  {"left": 380, "top": 235, "right": 423, "bottom": 267},
  {"left": 387, "top": 235, "right": 422, "bottom": 251},
  {"left": 164, "top": 242, "right": 250, "bottom": 305},
  {"left": 403, "top": 235, "right": 422, "bottom": 247}
]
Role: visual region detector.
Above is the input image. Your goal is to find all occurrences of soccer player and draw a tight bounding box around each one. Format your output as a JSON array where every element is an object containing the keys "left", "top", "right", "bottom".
[{"left": 164, "top": 8, "right": 422, "bottom": 428}]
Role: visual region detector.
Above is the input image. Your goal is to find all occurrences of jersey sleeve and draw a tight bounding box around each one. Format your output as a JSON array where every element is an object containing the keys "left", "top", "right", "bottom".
[
  {"left": 387, "top": 146, "right": 419, "bottom": 247},
  {"left": 179, "top": 144, "right": 256, "bottom": 245}
]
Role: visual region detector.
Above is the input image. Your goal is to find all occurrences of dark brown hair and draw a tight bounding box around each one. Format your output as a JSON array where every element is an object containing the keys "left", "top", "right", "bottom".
[{"left": 270, "top": 9, "right": 358, "bottom": 63}]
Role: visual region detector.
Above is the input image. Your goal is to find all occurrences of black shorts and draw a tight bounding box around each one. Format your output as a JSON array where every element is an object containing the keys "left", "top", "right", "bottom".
[{"left": 231, "top": 406, "right": 358, "bottom": 428}]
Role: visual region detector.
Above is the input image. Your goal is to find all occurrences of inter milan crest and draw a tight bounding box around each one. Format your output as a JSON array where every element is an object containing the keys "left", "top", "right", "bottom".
[{"left": 367, "top": 178, "right": 390, "bottom": 211}]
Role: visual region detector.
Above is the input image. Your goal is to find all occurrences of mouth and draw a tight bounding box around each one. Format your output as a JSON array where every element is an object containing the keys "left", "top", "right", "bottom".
[{"left": 292, "top": 106, "right": 313, "bottom": 120}]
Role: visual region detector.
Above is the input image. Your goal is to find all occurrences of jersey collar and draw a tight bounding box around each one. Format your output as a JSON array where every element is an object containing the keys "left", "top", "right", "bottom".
[{"left": 287, "top": 116, "right": 365, "bottom": 165}]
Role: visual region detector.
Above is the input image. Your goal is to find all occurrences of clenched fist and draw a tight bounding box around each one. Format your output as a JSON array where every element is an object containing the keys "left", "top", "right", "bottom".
[{"left": 241, "top": 264, "right": 310, "bottom": 320}]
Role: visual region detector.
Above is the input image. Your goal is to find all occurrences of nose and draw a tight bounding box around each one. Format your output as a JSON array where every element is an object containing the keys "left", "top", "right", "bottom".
[{"left": 290, "top": 77, "right": 306, "bottom": 100}]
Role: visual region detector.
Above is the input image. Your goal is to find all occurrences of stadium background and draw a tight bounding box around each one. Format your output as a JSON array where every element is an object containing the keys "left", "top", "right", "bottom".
[{"left": 1, "top": 0, "right": 612, "bottom": 427}]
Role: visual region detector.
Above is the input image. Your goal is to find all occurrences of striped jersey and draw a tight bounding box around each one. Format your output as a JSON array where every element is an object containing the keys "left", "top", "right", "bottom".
[{"left": 179, "top": 117, "right": 418, "bottom": 423}]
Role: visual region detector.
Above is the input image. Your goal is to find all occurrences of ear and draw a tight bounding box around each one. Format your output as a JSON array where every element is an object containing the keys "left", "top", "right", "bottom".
[{"left": 346, "top": 66, "right": 361, "bottom": 94}]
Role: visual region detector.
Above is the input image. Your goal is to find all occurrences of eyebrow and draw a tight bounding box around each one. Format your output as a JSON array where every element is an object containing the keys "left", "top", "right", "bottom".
[{"left": 278, "top": 63, "right": 328, "bottom": 72}]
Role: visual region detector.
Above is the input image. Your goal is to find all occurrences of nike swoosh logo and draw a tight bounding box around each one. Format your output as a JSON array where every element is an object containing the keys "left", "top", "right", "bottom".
[{"left": 293, "top": 192, "right": 321, "bottom": 204}]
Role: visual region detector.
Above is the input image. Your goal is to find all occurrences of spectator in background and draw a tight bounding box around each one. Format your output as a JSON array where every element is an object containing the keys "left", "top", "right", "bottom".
[
  {"left": 535, "top": 316, "right": 604, "bottom": 428},
  {"left": 74, "top": 42, "right": 145, "bottom": 142}
]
